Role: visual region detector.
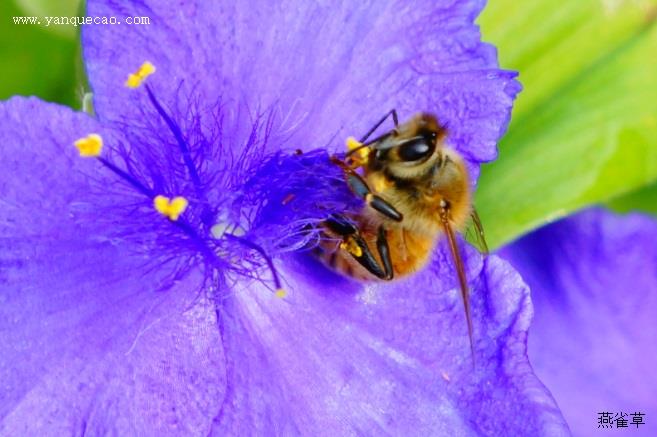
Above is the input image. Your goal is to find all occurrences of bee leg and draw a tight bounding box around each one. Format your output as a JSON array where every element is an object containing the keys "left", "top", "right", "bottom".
[
  {"left": 324, "top": 214, "right": 359, "bottom": 236},
  {"left": 376, "top": 225, "right": 394, "bottom": 280},
  {"left": 440, "top": 202, "right": 475, "bottom": 365},
  {"left": 359, "top": 109, "right": 399, "bottom": 143},
  {"left": 346, "top": 233, "right": 388, "bottom": 280},
  {"left": 330, "top": 156, "right": 403, "bottom": 222},
  {"left": 323, "top": 215, "right": 388, "bottom": 280}
]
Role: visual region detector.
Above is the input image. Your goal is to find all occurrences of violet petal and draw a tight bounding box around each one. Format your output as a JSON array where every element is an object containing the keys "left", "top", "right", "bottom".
[
  {"left": 500, "top": 208, "right": 657, "bottom": 436},
  {"left": 0, "top": 98, "right": 226, "bottom": 435},
  {"left": 83, "top": 0, "right": 520, "bottom": 180},
  {"left": 211, "top": 244, "right": 569, "bottom": 435}
]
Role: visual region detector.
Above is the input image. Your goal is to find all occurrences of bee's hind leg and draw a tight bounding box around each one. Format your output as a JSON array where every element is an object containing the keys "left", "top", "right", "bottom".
[{"left": 324, "top": 215, "right": 392, "bottom": 280}]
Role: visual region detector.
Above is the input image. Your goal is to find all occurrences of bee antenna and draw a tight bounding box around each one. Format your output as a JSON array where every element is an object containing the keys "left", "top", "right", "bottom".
[{"left": 345, "top": 131, "right": 392, "bottom": 158}]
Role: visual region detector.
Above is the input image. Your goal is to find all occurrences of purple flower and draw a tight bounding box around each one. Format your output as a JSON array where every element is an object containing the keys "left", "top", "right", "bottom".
[
  {"left": 1, "top": 0, "right": 568, "bottom": 435},
  {"left": 501, "top": 208, "right": 657, "bottom": 436}
]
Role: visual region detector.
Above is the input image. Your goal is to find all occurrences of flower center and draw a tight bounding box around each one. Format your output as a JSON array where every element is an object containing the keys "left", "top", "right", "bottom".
[{"left": 72, "top": 61, "right": 286, "bottom": 297}]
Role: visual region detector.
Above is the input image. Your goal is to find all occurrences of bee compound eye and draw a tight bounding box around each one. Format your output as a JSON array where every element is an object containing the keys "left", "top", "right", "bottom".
[{"left": 398, "top": 139, "right": 432, "bottom": 162}]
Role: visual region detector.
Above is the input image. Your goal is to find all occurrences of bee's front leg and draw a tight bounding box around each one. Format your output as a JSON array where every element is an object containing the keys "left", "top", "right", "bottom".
[{"left": 330, "top": 156, "right": 403, "bottom": 222}]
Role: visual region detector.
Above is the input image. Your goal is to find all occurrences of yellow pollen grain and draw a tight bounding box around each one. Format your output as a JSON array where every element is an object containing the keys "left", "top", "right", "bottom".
[
  {"left": 154, "top": 195, "right": 188, "bottom": 221},
  {"left": 125, "top": 61, "right": 156, "bottom": 88},
  {"left": 275, "top": 288, "right": 287, "bottom": 299},
  {"left": 74, "top": 133, "right": 103, "bottom": 157},
  {"left": 346, "top": 136, "right": 369, "bottom": 165},
  {"left": 340, "top": 238, "right": 363, "bottom": 258},
  {"left": 346, "top": 136, "right": 362, "bottom": 151}
]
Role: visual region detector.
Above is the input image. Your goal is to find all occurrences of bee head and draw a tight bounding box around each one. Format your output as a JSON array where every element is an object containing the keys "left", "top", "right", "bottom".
[{"left": 373, "top": 113, "right": 447, "bottom": 179}]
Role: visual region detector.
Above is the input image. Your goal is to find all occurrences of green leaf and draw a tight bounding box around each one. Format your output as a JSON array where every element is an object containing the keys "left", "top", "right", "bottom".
[
  {"left": 608, "top": 180, "right": 657, "bottom": 215},
  {"left": 16, "top": 0, "right": 83, "bottom": 38},
  {"left": 0, "top": 0, "right": 82, "bottom": 108},
  {"left": 475, "top": 0, "right": 657, "bottom": 249}
]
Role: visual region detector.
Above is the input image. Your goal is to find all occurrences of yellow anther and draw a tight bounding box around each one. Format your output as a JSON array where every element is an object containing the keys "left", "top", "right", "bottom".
[
  {"left": 346, "top": 136, "right": 369, "bottom": 166},
  {"left": 125, "top": 61, "right": 156, "bottom": 88},
  {"left": 275, "top": 288, "right": 287, "bottom": 299},
  {"left": 346, "top": 136, "right": 363, "bottom": 151},
  {"left": 74, "top": 133, "right": 103, "bottom": 157},
  {"left": 340, "top": 237, "right": 363, "bottom": 258},
  {"left": 154, "top": 195, "right": 188, "bottom": 221}
]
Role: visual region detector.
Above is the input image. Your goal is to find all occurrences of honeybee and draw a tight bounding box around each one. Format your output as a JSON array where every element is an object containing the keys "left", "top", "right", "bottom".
[{"left": 317, "top": 110, "right": 487, "bottom": 356}]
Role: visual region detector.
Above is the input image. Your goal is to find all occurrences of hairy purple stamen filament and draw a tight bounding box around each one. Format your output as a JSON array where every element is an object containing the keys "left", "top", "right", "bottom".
[
  {"left": 172, "top": 219, "right": 226, "bottom": 270},
  {"left": 144, "top": 84, "right": 204, "bottom": 199},
  {"left": 97, "top": 156, "right": 153, "bottom": 197},
  {"left": 95, "top": 82, "right": 285, "bottom": 292},
  {"left": 224, "top": 233, "right": 283, "bottom": 290},
  {"left": 97, "top": 146, "right": 224, "bottom": 270}
]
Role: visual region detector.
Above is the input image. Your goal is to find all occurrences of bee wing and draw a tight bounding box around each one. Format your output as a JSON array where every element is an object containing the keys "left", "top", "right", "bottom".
[
  {"left": 440, "top": 208, "right": 475, "bottom": 365},
  {"left": 463, "top": 208, "right": 489, "bottom": 255}
]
